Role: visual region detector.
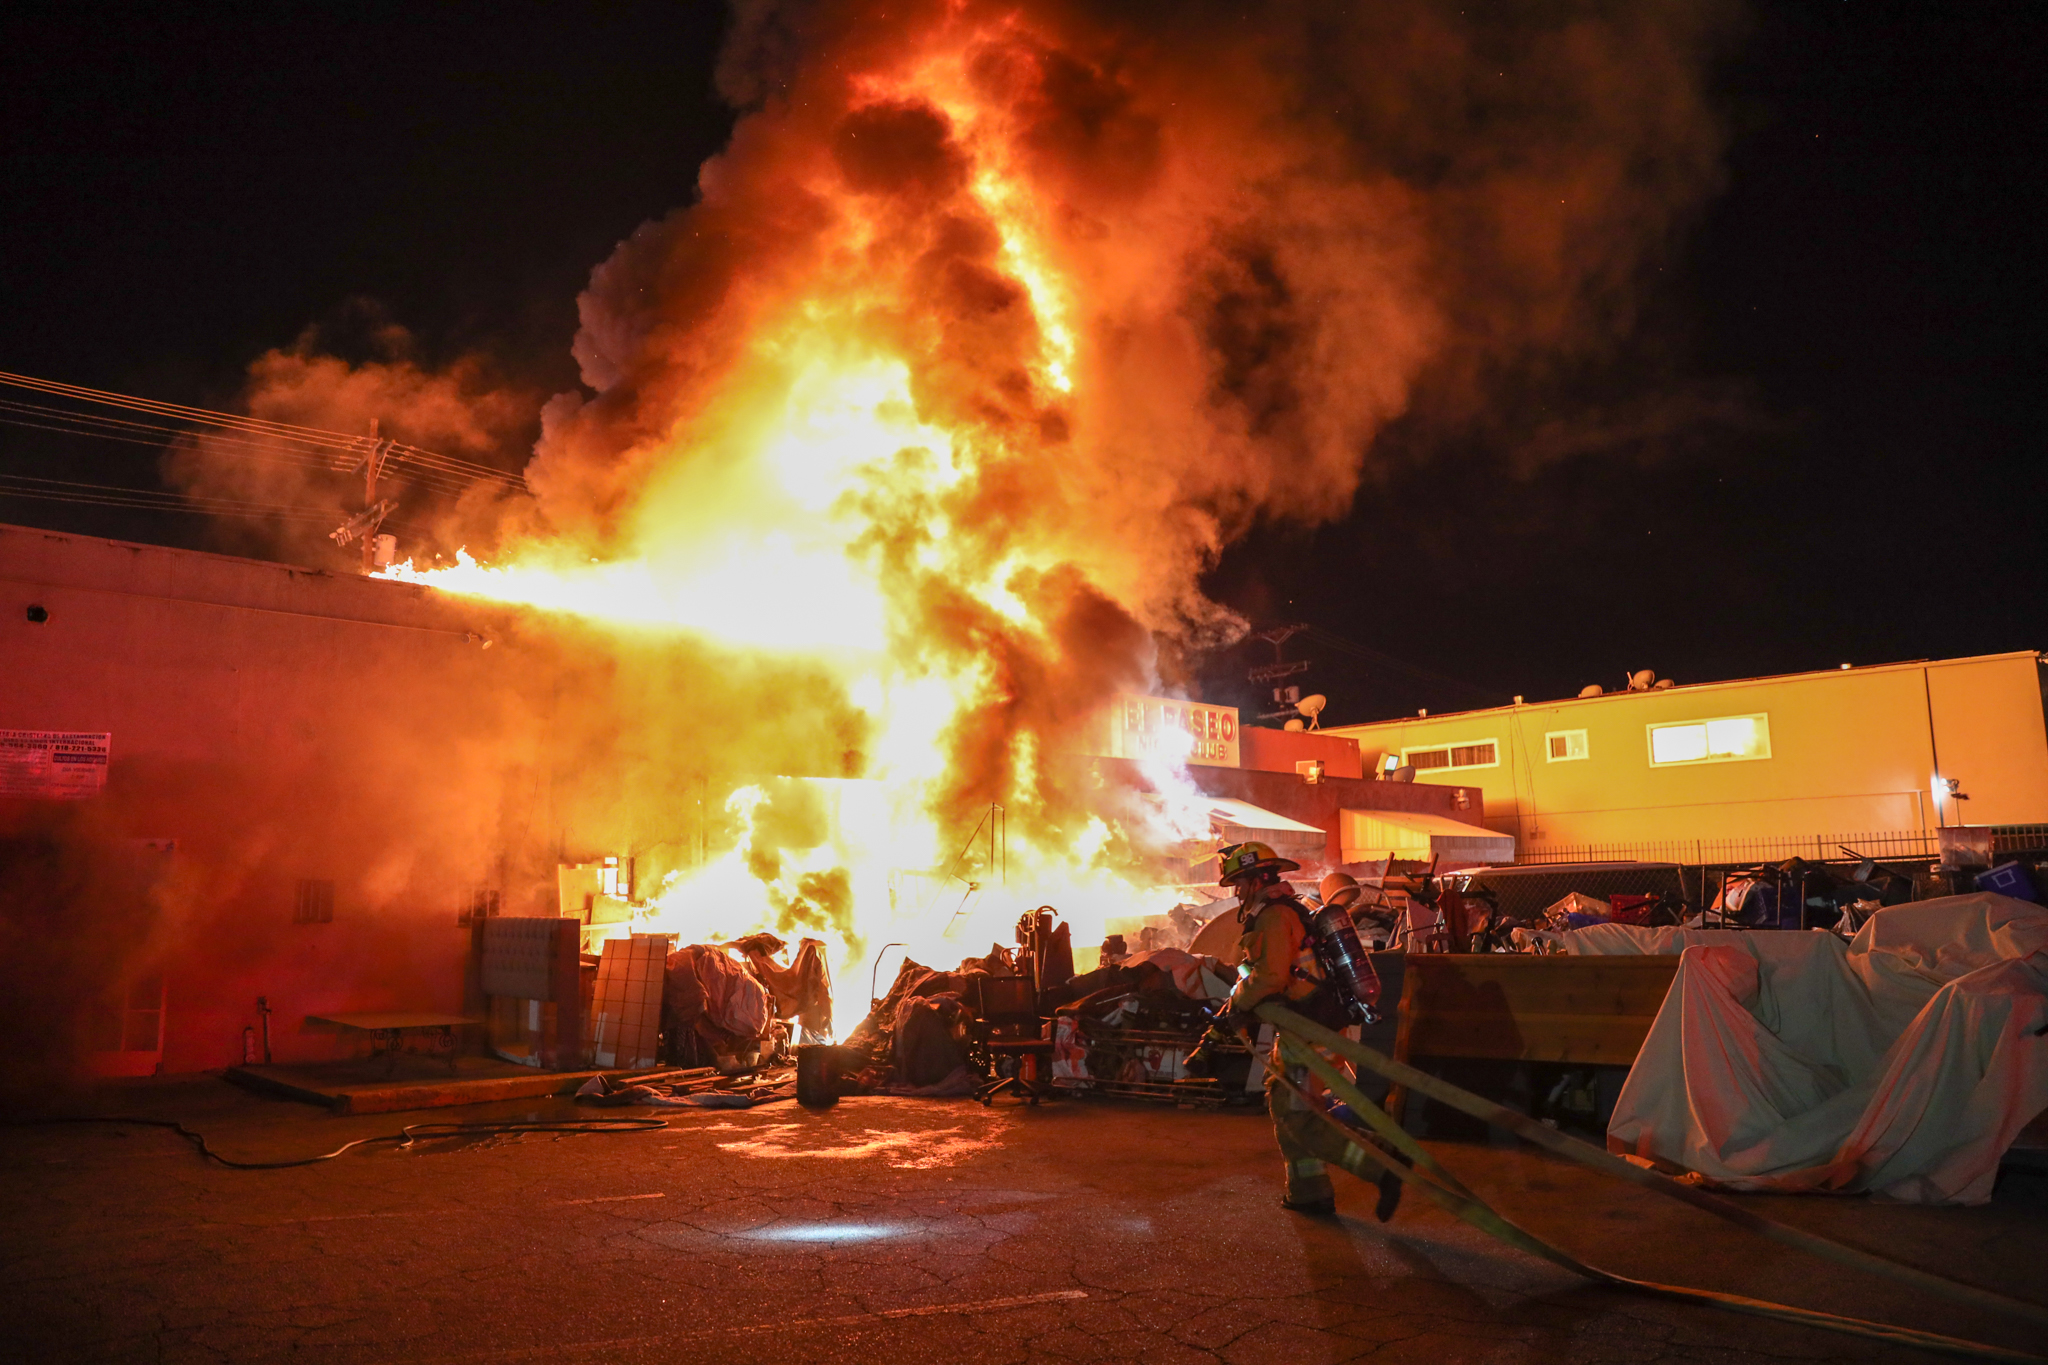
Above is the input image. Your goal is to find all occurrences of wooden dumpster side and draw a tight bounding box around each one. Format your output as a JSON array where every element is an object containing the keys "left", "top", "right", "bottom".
[{"left": 1395, "top": 954, "right": 1681, "bottom": 1067}]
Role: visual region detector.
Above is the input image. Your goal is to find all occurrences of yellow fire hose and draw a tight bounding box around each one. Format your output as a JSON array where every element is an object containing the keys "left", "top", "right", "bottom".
[{"left": 1253, "top": 1000, "right": 2048, "bottom": 1364}]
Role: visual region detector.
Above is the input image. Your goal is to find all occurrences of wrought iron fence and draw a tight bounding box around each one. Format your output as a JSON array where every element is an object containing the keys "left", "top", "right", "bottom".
[
  {"left": 1515, "top": 830, "right": 1941, "bottom": 868},
  {"left": 1516, "top": 824, "right": 2048, "bottom": 868},
  {"left": 1993, "top": 824, "right": 2048, "bottom": 854}
]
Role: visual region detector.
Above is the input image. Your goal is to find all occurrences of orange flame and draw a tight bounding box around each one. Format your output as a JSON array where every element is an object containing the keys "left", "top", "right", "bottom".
[
  {"left": 367, "top": 0, "right": 1731, "bottom": 1012},
  {"left": 379, "top": 11, "right": 1223, "bottom": 1001}
]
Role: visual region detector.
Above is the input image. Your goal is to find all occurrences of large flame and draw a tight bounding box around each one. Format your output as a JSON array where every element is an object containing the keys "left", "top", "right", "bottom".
[
  {"left": 361, "top": 0, "right": 1730, "bottom": 1017},
  {"left": 379, "top": 11, "right": 1230, "bottom": 1006}
]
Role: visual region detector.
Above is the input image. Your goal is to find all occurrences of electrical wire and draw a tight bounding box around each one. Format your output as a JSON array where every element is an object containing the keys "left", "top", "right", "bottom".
[
  {"left": 0, "top": 476, "right": 427, "bottom": 539},
  {"left": 0, "top": 405, "right": 494, "bottom": 502},
  {"left": 0, "top": 370, "right": 526, "bottom": 492},
  {"left": 17, "top": 1115, "right": 668, "bottom": 1170},
  {"left": 0, "top": 473, "right": 352, "bottom": 520}
]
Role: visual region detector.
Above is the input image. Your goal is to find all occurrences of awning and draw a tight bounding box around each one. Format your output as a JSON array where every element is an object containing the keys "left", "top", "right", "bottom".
[
  {"left": 1204, "top": 797, "right": 1327, "bottom": 856},
  {"left": 1339, "top": 808, "right": 1514, "bottom": 867}
]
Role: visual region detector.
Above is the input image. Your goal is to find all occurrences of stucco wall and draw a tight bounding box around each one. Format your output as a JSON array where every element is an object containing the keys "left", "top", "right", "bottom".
[
  {"left": 1324, "top": 653, "right": 2048, "bottom": 855},
  {"left": 2, "top": 525, "right": 550, "bottom": 1074}
]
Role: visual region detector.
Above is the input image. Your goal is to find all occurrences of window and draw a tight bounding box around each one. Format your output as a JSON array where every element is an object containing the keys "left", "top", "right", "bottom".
[
  {"left": 458, "top": 888, "right": 501, "bottom": 927},
  {"left": 1546, "top": 729, "right": 1589, "bottom": 762},
  {"left": 293, "top": 879, "right": 335, "bottom": 923},
  {"left": 1403, "top": 740, "right": 1498, "bottom": 771},
  {"left": 1647, "top": 714, "right": 1770, "bottom": 766}
]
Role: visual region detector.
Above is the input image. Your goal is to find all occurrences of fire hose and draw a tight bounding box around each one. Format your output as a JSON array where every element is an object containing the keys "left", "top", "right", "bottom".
[
  {"left": 16, "top": 1115, "right": 669, "bottom": 1169},
  {"left": 1251, "top": 1000, "right": 2048, "bottom": 1365}
]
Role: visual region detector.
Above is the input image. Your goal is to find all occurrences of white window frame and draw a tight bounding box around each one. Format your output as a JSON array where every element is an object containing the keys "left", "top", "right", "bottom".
[
  {"left": 1402, "top": 738, "right": 1500, "bottom": 772},
  {"left": 1545, "top": 729, "right": 1589, "bottom": 763},
  {"left": 1645, "top": 713, "right": 1771, "bottom": 767}
]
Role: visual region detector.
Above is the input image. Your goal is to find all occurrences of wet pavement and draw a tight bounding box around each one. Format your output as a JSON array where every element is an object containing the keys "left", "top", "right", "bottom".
[{"left": 3, "top": 1077, "right": 2044, "bottom": 1363}]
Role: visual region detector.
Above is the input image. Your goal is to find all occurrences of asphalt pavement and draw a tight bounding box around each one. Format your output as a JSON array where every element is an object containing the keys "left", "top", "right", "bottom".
[{"left": 3, "top": 1077, "right": 2043, "bottom": 1364}]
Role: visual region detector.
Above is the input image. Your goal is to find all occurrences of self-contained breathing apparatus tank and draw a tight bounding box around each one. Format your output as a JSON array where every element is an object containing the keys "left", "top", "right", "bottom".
[{"left": 1308, "top": 903, "right": 1383, "bottom": 1026}]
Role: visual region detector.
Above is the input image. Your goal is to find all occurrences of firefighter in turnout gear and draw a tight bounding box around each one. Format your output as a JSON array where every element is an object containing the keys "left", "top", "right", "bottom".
[{"left": 1186, "top": 841, "right": 1404, "bottom": 1218}]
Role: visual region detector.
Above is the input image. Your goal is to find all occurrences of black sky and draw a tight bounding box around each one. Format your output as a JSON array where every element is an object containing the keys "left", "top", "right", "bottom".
[{"left": 2, "top": 3, "right": 2043, "bottom": 726}]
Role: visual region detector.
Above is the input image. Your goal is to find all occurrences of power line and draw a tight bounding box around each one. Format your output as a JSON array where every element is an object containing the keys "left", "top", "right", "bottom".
[
  {"left": 1, "top": 470, "right": 337, "bottom": 515},
  {"left": 0, "top": 406, "right": 485, "bottom": 501},
  {"left": 0, "top": 472, "right": 422, "bottom": 532},
  {"left": 0, "top": 369, "right": 526, "bottom": 493},
  {"left": 0, "top": 392, "right": 509, "bottom": 499}
]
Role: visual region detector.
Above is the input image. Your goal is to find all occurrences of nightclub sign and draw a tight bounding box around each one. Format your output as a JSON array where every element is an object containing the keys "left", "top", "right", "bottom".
[{"left": 1104, "top": 694, "right": 1240, "bottom": 768}]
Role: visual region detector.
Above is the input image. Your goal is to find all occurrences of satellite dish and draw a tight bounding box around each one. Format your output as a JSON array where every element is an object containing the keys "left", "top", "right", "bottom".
[
  {"left": 1283, "top": 718, "right": 1305, "bottom": 731},
  {"left": 1653, "top": 678, "right": 1675, "bottom": 689},
  {"left": 1388, "top": 765, "right": 1416, "bottom": 783},
  {"left": 1629, "top": 669, "right": 1657, "bottom": 691},
  {"left": 1296, "top": 694, "right": 1327, "bottom": 728},
  {"left": 1578, "top": 684, "right": 1604, "bottom": 698}
]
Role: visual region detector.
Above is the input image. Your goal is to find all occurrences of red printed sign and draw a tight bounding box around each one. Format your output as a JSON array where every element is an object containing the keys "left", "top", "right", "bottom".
[{"left": 1106, "top": 694, "right": 1239, "bottom": 768}]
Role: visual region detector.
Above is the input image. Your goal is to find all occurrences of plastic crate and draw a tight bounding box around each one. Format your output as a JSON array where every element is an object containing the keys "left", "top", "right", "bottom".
[{"left": 1975, "top": 861, "right": 2039, "bottom": 903}]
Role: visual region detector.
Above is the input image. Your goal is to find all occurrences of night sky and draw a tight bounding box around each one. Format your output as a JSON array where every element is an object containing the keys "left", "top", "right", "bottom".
[{"left": 3, "top": 3, "right": 2042, "bottom": 727}]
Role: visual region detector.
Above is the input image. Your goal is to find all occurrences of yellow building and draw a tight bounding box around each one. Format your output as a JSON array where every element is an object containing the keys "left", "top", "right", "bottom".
[{"left": 1321, "top": 651, "right": 2048, "bottom": 864}]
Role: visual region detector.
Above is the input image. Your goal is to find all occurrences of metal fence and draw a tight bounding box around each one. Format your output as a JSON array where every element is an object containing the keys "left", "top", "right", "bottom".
[
  {"left": 1516, "top": 831, "right": 1935, "bottom": 868},
  {"left": 1515, "top": 824, "right": 2048, "bottom": 869},
  {"left": 1993, "top": 824, "right": 2048, "bottom": 855}
]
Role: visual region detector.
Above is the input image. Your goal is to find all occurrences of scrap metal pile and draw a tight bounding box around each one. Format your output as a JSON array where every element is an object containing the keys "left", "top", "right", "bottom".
[
  {"left": 804, "top": 910, "right": 1254, "bottom": 1107},
  {"left": 589, "top": 908, "right": 1256, "bottom": 1110},
  {"left": 1365, "top": 847, "right": 2041, "bottom": 954}
]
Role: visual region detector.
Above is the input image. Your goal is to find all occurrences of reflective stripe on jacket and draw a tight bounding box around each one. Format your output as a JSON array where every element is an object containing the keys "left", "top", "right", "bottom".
[{"left": 1226, "top": 886, "right": 1324, "bottom": 1015}]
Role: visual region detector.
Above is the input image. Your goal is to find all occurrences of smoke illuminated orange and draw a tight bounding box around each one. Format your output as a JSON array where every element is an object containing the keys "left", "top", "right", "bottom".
[
  {"left": 356, "top": 0, "right": 1728, "bottom": 1019},
  {"left": 378, "top": 11, "right": 1223, "bottom": 1008}
]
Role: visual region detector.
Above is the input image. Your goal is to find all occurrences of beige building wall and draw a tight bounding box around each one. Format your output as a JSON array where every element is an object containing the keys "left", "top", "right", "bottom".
[{"left": 1323, "top": 652, "right": 2048, "bottom": 860}]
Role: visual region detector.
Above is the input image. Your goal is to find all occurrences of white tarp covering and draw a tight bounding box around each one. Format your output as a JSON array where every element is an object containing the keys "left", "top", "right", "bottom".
[{"left": 1584, "top": 894, "right": 2048, "bottom": 1204}]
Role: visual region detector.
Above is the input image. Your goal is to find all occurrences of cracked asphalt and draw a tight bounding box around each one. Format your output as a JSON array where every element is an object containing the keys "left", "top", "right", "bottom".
[{"left": 3, "top": 1079, "right": 2044, "bottom": 1364}]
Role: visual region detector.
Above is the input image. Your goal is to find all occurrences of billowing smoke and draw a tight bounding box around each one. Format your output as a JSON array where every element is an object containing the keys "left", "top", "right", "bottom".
[
  {"left": 153, "top": 0, "right": 1732, "bottom": 968},
  {"left": 163, "top": 310, "right": 540, "bottom": 566},
  {"left": 518, "top": 0, "right": 1731, "bottom": 848}
]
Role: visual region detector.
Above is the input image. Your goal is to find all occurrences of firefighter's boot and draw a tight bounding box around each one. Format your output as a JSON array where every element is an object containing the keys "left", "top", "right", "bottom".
[{"left": 1281, "top": 1157, "right": 1338, "bottom": 1214}]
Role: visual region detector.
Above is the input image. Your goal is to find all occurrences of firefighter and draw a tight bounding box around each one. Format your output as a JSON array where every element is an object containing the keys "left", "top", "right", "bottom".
[{"left": 1187, "top": 842, "right": 1403, "bottom": 1218}]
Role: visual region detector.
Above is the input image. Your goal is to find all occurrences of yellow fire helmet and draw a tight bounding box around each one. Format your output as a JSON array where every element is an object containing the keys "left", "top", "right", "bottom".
[{"left": 1217, "top": 840, "right": 1301, "bottom": 887}]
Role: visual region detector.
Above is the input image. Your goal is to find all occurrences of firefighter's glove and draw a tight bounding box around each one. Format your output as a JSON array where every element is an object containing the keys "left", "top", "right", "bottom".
[{"left": 1182, "top": 1017, "right": 1241, "bottom": 1079}]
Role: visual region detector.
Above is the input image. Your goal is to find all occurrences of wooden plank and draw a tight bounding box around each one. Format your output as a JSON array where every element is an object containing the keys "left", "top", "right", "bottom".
[
  {"left": 226, "top": 1063, "right": 615, "bottom": 1114},
  {"left": 299, "top": 1010, "right": 475, "bottom": 1031}
]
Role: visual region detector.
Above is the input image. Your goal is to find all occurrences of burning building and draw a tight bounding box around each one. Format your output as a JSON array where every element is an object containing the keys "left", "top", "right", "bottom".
[
  {"left": 1, "top": 521, "right": 1488, "bottom": 1077},
  {"left": 3, "top": 1, "right": 1730, "bottom": 1081}
]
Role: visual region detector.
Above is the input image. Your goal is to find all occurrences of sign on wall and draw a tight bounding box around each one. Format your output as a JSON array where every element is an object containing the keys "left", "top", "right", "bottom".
[
  {"left": 0, "top": 730, "right": 111, "bottom": 799},
  {"left": 1104, "top": 694, "right": 1240, "bottom": 768}
]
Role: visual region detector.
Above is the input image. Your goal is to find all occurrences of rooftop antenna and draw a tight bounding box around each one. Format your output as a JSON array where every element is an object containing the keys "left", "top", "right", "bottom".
[{"left": 1296, "top": 693, "right": 1327, "bottom": 730}]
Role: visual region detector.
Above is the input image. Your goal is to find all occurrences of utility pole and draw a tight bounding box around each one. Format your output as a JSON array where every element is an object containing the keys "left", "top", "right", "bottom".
[
  {"left": 329, "top": 418, "right": 397, "bottom": 573},
  {"left": 1248, "top": 624, "right": 1313, "bottom": 719}
]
